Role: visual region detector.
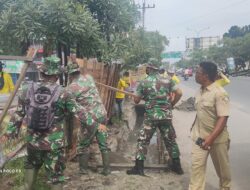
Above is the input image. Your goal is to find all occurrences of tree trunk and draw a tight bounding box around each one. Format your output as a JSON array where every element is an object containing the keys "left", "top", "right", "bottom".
[
  {"left": 20, "top": 40, "right": 30, "bottom": 56},
  {"left": 43, "top": 38, "right": 54, "bottom": 57},
  {"left": 57, "top": 43, "right": 63, "bottom": 85},
  {"left": 76, "top": 43, "right": 81, "bottom": 58},
  {"left": 63, "top": 44, "right": 70, "bottom": 86}
]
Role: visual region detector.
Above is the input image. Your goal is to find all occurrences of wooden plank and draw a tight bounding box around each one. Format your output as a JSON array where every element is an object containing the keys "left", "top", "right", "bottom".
[
  {"left": 98, "top": 63, "right": 105, "bottom": 96},
  {"left": 0, "top": 56, "right": 33, "bottom": 62},
  {"left": 106, "top": 65, "right": 115, "bottom": 117},
  {"left": 89, "top": 163, "right": 167, "bottom": 170}
]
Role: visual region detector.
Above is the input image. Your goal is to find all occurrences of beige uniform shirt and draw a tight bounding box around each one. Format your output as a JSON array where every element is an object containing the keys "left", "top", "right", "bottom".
[{"left": 191, "top": 82, "right": 230, "bottom": 143}]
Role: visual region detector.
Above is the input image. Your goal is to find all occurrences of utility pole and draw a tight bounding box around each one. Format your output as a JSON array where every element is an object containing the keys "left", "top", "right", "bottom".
[{"left": 138, "top": 0, "right": 155, "bottom": 30}]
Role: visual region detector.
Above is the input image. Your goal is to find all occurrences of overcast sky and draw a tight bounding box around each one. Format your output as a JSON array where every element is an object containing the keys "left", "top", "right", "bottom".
[{"left": 135, "top": 0, "right": 250, "bottom": 51}]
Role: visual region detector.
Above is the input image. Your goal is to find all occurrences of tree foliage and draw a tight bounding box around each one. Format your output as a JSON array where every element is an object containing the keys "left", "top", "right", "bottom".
[
  {"left": 100, "top": 28, "right": 168, "bottom": 69},
  {"left": 79, "top": 0, "right": 139, "bottom": 41},
  {"left": 223, "top": 25, "right": 250, "bottom": 39},
  {"left": 123, "top": 29, "right": 168, "bottom": 69},
  {"left": 0, "top": 0, "right": 167, "bottom": 69},
  {"left": 0, "top": 0, "right": 102, "bottom": 56},
  {"left": 0, "top": 0, "right": 43, "bottom": 55}
]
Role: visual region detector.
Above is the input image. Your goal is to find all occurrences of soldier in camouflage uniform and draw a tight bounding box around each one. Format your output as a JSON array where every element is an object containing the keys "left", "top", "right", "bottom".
[
  {"left": 1, "top": 56, "right": 77, "bottom": 190},
  {"left": 62, "top": 62, "right": 110, "bottom": 176},
  {"left": 127, "top": 64, "right": 184, "bottom": 175}
]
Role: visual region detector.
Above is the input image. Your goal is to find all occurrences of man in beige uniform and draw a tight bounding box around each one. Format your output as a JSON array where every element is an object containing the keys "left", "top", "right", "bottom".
[{"left": 189, "top": 61, "right": 231, "bottom": 190}]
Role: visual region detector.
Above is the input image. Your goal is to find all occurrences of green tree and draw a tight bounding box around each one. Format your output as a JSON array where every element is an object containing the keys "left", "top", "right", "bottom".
[
  {"left": 39, "top": 0, "right": 101, "bottom": 57},
  {"left": 79, "top": 0, "right": 139, "bottom": 42},
  {"left": 144, "top": 31, "right": 168, "bottom": 63},
  {"left": 176, "top": 59, "right": 193, "bottom": 68},
  {"left": 0, "top": 0, "right": 43, "bottom": 55},
  {"left": 0, "top": 0, "right": 101, "bottom": 57},
  {"left": 0, "top": 0, "right": 167, "bottom": 70},
  {"left": 223, "top": 34, "right": 250, "bottom": 62},
  {"left": 238, "top": 33, "right": 250, "bottom": 61},
  {"left": 102, "top": 28, "right": 168, "bottom": 69},
  {"left": 206, "top": 45, "right": 228, "bottom": 65},
  {"left": 223, "top": 25, "right": 250, "bottom": 39}
]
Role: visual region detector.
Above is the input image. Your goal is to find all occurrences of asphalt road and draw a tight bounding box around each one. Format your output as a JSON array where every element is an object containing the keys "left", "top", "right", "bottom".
[{"left": 179, "top": 75, "right": 250, "bottom": 190}]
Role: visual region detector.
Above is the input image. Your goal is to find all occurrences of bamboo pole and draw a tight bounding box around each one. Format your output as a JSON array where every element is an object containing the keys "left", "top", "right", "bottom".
[
  {"left": 0, "top": 56, "right": 33, "bottom": 62},
  {"left": 95, "top": 81, "right": 138, "bottom": 98}
]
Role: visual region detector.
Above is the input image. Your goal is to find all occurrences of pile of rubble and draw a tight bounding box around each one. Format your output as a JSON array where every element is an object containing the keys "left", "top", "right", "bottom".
[{"left": 175, "top": 97, "right": 196, "bottom": 112}]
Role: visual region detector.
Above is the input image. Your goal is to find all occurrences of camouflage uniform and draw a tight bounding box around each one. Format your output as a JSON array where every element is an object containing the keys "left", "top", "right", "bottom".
[
  {"left": 62, "top": 63, "right": 110, "bottom": 175},
  {"left": 135, "top": 72, "right": 180, "bottom": 161},
  {"left": 5, "top": 56, "right": 77, "bottom": 185},
  {"left": 62, "top": 72, "right": 109, "bottom": 154}
]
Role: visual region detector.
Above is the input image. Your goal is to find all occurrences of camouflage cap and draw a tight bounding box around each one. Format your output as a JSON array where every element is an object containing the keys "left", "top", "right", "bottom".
[
  {"left": 67, "top": 62, "right": 80, "bottom": 74},
  {"left": 38, "top": 56, "right": 62, "bottom": 75}
]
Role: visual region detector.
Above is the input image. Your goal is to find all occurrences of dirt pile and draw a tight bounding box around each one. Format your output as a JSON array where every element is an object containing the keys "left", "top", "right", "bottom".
[{"left": 175, "top": 97, "right": 196, "bottom": 112}]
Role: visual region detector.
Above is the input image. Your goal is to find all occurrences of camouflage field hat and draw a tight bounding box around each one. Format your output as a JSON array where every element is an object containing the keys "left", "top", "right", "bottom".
[
  {"left": 39, "top": 56, "right": 62, "bottom": 75},
  {"left": 67, "top": 62, "right": 80, "bottom": 74}
]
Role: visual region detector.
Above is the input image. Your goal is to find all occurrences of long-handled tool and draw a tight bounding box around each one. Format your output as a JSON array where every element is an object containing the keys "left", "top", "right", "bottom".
[{"left": 95, "top": 81, "right": 138, "bottom": 98}]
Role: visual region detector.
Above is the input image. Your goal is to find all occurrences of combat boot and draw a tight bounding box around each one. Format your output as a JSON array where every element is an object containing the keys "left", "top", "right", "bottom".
[
  {"left": 24, "top": 168, "right": 39, "bottom": 190},
  {"left": 126, "top": 159, "right": 144, "bottom": 176},
  {"left": 51, "top": 183, "right": 63, "bottom": 190},
  {"left": 100, "top": 152, "right": 111, "bottom": 176},
  {"left": 170, "top": 158, "right": 184, "bottom": 175},
  {"left": 78, "top": 153, "right": 89, "bottom": 174}
]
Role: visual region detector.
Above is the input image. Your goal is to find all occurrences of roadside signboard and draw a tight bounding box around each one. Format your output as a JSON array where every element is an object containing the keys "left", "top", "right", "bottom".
[
  {"left": 0, "top": 60, "right": 40, "bottom": 73},
  {"left": 161, "top": 52, "right": 182, "bottom": 59},
  {"left": 227, "top": 57, "right": 235, "bottom": 72}
]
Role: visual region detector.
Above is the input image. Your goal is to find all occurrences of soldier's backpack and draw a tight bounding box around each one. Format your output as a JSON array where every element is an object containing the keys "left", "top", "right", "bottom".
[
  {"left": 25, "top": 82, "right": 61, "bottom": 132},
  {"left": 0, "top": 72, "right": 5, "bottom": 90}
]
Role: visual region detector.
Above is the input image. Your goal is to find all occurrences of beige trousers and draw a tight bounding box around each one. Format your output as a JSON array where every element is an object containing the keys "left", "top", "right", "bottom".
[{"left": 189, "top": 141, "right": 231, "bottom": 190}]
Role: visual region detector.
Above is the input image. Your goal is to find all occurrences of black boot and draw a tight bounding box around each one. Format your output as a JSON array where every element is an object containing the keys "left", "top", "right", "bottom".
[
  {"left": 127, "top": 160, "right": 144, "bottom": 176},
  {"left": 78, "top": 153, "right": 89, "bottom": 174},
  {"left": 170, "top": 158, "right": 184, "bottom": 175},
  {"left": 100, "top": 152, "right": 111, "bottom": 176}
]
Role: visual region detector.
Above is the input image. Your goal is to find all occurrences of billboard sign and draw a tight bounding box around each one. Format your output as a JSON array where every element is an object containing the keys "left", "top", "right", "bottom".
[{"left": 161, "top": 52, "right": 182, "bottom": 59}]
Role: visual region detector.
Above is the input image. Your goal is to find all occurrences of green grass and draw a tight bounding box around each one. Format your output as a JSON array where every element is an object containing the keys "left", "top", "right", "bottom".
[{"left": 0, "top": 157, "right": 51, "bottom": 190}]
